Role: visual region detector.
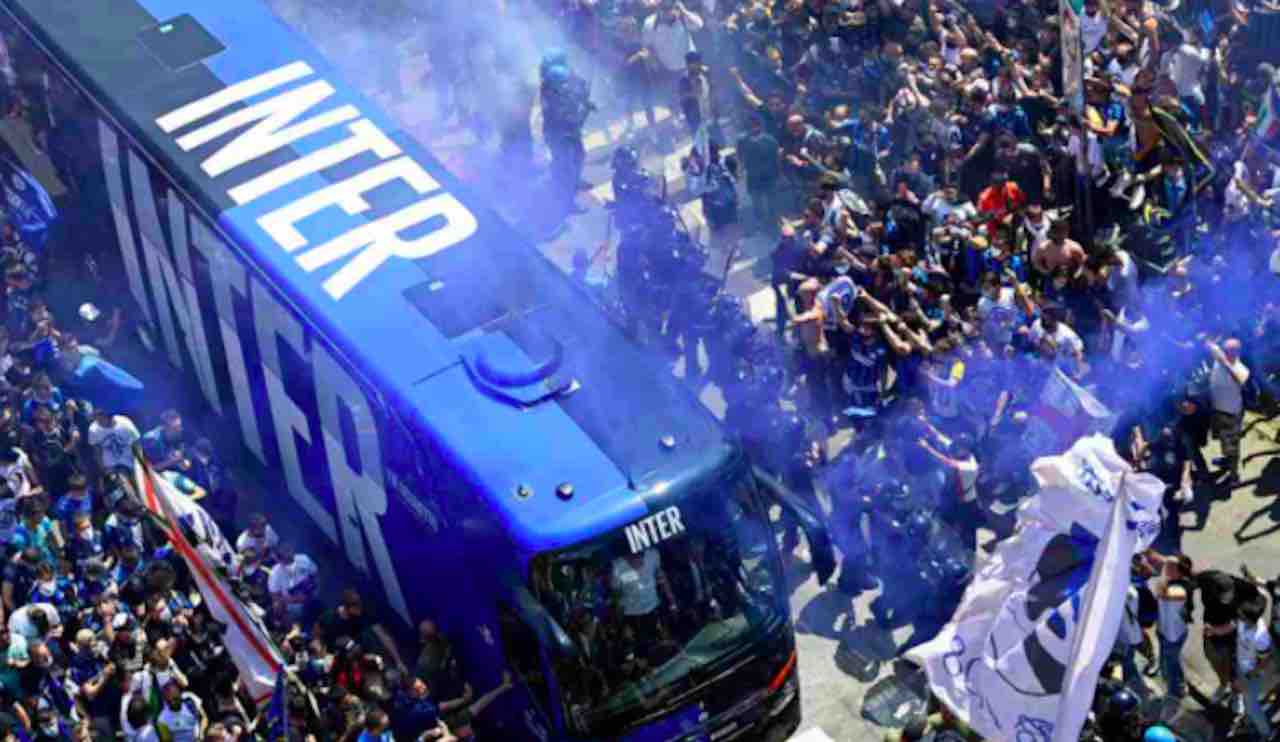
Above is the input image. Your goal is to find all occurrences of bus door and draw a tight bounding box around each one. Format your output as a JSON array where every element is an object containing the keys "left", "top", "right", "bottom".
[{"left": 496, "top": 596, "right": 566, "bottom": 741}]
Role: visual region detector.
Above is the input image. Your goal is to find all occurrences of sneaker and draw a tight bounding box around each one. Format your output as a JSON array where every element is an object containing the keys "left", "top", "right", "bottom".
[
  {"left": 1127, "top": 183, "right": 1146, "bottom": 210},
  {"left": 1109, "top": 170, "right": 1133, "bottom": 198}
]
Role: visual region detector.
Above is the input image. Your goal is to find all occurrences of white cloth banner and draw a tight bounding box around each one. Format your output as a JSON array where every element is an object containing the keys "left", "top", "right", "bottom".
[
  {"left": 1060, "top": 0, "right": 1085, "bottom": 115},
  {"left": 133, "top": 456, "right": 282, "bottom": 703},
  {"left": 907, "top": 435, "right": 1163, "bottom": 742}
]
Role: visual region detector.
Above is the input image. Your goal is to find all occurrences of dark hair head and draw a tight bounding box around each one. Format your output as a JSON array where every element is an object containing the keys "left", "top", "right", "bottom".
[
  {"left": 1240, "top": 596, "right": 1266, "bottom": 622},
  {"left": 901, "top": 718, "right": 929, "bottom": 741}
]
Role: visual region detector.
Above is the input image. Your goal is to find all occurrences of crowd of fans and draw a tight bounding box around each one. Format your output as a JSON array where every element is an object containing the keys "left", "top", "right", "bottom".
[
  {"left": 520, "top": 0, "right": 1280, "bottom": 738},
  {"left": 0, "top": 263, "right": 505, "bottom": 741},
  {"left": 0, "top": 0, "right": 1276, "bottom": 738},
  {"left": 0, "top": 19, "right": 524, "bottom": 742}
]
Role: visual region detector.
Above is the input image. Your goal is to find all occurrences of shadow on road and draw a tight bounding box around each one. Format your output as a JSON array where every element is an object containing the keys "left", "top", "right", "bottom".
[{"left": 1234, "top": 456, "right": 1280, "bottom": 543}]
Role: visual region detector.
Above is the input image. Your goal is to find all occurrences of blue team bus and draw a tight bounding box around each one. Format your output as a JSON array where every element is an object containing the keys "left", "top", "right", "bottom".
[{"left": 0, "top": 0, "right": 837, "bottom": 739}]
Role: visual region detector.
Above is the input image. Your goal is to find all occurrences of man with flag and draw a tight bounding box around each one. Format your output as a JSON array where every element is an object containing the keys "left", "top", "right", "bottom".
[
  {"left": 907, "top": 434, "right": 1164, "bottom": 742},
  {"left": 131, "top": 449, "right": 282, "bottom": 705}
]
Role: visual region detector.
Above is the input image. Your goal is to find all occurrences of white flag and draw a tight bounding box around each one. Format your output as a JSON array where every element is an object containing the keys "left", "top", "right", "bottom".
[
  {"left": 1060, "top": 0, "right": 1084, "bottom": 115},
  {"left": 906, "top": 435, "right": 1163, "bottom": 742},
  {"left": 684, "top": 123, "right": 714, "bottom": 197},
  {"left": 133, "top": 455, "right": 283, "bottom": 704}
]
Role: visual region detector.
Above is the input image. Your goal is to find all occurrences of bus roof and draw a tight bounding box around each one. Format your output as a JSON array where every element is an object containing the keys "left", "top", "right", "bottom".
[{"left": 4, "top": 0, "right": 732, "bottom": 552}]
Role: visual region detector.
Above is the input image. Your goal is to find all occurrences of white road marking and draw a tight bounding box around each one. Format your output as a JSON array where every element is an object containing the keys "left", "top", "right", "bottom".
[
  {"left": 789, "top": 729, "right": 836, "bottom": 742},
  {"left": 745, "top": 286, "right": 777, "bottom": 326},
  {"left": 583, "top": 107, "right": 675, "bottom": 151}
]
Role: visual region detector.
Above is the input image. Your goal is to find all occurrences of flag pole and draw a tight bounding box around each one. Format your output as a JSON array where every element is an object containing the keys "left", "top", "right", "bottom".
[{"left": 1050, "top": 470, "right": 1128, "bottom": 742}]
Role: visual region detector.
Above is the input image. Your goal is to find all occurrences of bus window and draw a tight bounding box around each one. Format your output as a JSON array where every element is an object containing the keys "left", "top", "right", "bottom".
[
  {"left": 496, "top": 603, "right": 552, "bottom": 719},
  {"left": 530, "top": 468, "right": 785, "bottom": 736}
]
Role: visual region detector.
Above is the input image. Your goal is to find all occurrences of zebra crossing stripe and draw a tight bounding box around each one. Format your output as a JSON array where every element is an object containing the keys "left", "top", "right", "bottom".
[{"left": 583, "top": 107, "right": 675, "bottom": 151}]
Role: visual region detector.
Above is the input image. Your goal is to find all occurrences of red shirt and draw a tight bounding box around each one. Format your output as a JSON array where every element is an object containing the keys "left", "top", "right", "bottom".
[{"left": 977, "top": 182, "right": 1027, "bottom": 237}]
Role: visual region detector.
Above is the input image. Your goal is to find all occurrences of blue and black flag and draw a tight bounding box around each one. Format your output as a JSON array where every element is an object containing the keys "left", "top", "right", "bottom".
[
  {"left": 0, "top": 158, "right": 57, "bottom": 251},
  {"left": 261, "top": 671, "right": 290, "bottom": 742}
]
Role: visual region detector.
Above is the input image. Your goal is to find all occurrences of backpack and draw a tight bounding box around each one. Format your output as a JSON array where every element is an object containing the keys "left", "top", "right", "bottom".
[{"left": 1136, "top": 583, "right": 1159, "bottom": 627}]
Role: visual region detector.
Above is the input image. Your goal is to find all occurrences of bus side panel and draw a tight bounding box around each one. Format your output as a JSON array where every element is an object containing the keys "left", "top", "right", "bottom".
[
  {"left": 91, "top": 109, "right": 548, "bottom": 739},
  {"left": 93, "top": 116, "right": 444, "bottom": 630}
]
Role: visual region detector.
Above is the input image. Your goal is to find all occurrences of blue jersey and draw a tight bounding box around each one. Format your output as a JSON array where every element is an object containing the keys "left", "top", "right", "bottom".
[
  {"left": 53, "top": 494, "right": 94, "bottom": 533},
  {"left": 67, "top": 530, "right": 107, "bottom": 570},
  {"left": 103, "top": 514, "right": 145, "bottom": 553},
  {"left": 28, "top": 578, "right": 78, "bottom": 618},
  {"left": 846, "top": 336, "right": 888, "bottom": 408},
  {"left": 20, "top": 389, "right": 64, "bottom": 425}
]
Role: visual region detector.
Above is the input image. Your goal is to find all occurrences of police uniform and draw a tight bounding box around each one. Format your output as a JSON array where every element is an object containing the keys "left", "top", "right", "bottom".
[{"left": 540, "top": 61, "right": 592, "bottom": 231}]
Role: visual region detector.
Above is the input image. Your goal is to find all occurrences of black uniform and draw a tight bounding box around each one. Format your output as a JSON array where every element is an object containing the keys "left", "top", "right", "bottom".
[{"left": 540, "top": 69, "right": 593, "bottom": 230}]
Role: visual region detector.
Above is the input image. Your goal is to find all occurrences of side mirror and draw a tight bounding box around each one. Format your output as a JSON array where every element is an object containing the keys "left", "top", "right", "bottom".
[
  {"left": 509, "top": 581, "right": 577, "bottom": 659},
  {"left": 753, "top": 466, "right": 836, "bottom": 586}
]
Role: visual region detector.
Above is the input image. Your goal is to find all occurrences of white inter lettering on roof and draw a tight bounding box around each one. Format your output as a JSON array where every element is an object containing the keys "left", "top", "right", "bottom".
[
  {"left": 624, "top": 507, "right": 686, "bottom": 554},
  {"left": 155, "top": 61, "right": 477, "bottom": 300}
]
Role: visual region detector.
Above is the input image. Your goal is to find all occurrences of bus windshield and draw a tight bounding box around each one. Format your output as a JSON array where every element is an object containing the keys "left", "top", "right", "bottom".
[{"left": 531, "top": 471, "right": 784, "bottom": 736}]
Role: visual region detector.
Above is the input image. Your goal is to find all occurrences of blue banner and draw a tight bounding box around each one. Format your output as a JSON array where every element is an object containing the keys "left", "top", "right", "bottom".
[
  {"left": 0, "top": 158, "right": 57, "bottom": 251},
  {"left": 261, "top": 671, "right": 290, "bottom": 742}
]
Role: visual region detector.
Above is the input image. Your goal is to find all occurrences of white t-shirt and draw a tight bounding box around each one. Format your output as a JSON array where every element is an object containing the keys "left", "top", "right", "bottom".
[
  {"left": 641, "top": 12, "right": 702, "bottom": 74},
  {"left": 1108, "top": 309, "right": 1150, "bottom": 362},
  {"left": 268, "top": 554, "right": 319, "bottom": 599},
  {"left": 1166, "top": 43, "right": 1209, "bottom": 100},
  {"left": 1081, "top": 10, "right": 1108, "bottom": 53},
  {"left": 88, "top": 416, "right": 142, "bottom": 471},
  {"left": 1106, "top": 250, "right": 1139, "bottom": 307},
  {"left": 1209, "top": 357, "right": 1250, "bottom": 415},
  {"left": 235, "top": 525, "right": 280, "bottom": 556},
  {"left": 1237, "top": 617, "right": 1272, "bottom": 674},
  {"left": 1021, "top": 216, "right": 1052, "bottom": 254},
  {"left": 156, "top": 693, "right": 203, "bottom": 742},
  {"left": 8, "top": 602, "right": 60, "bottom": 640},
  {"left": 1029, "top": 320, "right": 1085, "bottom": 359},
  {"left": 0, "top": 448, "right": 33, "bottom": 498},
  {"left": 611, "top": 550, "right": 661, "bottom": 617},
  {"left": 923, "top": 194, "right": 977, "bottom": 225},
  {"left": 976, "top": 287, "right": 1015, "bottom": 322},
  {"left": 1068, "top": 131, "right": 1105, "bottom": 179}
]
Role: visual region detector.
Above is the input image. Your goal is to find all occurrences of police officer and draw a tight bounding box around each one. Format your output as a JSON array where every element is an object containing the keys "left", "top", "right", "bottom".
[
  {"left": 538, "top": 51, "right": 593, "bottom": 241},
  {"left": 705, "top": 294, "right": 753, "bottom": 389},
  {"left": 824, "top": 448, "right": 878, "bottom": 596}
]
